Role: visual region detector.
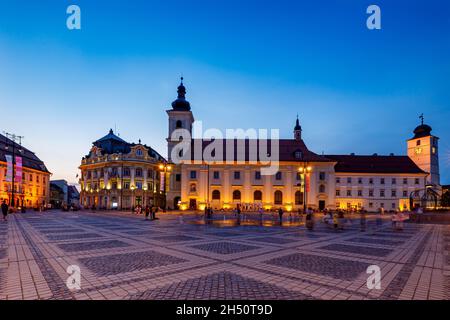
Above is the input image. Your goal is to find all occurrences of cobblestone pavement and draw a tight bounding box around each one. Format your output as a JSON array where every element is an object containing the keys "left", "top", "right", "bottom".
[{"left": 0, "top": 210, "right": 449, "bottom": 300}]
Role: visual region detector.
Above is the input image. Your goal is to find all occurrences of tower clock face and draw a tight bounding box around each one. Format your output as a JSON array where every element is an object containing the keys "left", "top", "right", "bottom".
[{"left": 414, "top": 147, "right": 422, "bottom": 154}]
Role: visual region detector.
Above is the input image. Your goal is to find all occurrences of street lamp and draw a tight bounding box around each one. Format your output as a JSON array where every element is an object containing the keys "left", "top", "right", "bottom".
[
  {"left": 298, "top": 164, "right": 312, "bottom": 213},
  {"left": 158, "top": 162, "right": 172, "bottom": 210},
  {"left": 143, "top": 185, "right": 148, "bottom": 207},
  {"left": 131, "top": 185, "right": 135, "bottom": 211}
]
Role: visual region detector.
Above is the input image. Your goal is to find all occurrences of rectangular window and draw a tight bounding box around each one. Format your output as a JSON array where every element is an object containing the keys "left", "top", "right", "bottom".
[
  {"left": 380, "top": 178, "right": 385, "bottom": 185},
  {"left": 347, "top": 190, "right": 352, "bottom": 197},
  {"left": 403, "top": 190, "right": 408, "bottom": 197},
  {"left": 336, "top": 177, "right": 340, "bottom": 184},
  {"left": 213, "top": 171, "right": 220, "bottom": 179},
  {"left": 392, "top": 178, "right": 396, "bottom": 185},
  {"left": 255, "top": 171, "right": 262, "bottom": 180},
  {"left": 234, "top": 171, "right": 241, "bottom": 180},
  {"left": 391, "top": 190, "right": 397, "bottom": 197},
  {"left": 319, "top": 172, "right": 326, "bottom": 181},
  {"left": 369, "top": 189, "right": 374, "bottom": 197},
  {"left": 369, "top": 202, "right": 373, "bottom": 208},
  {"left": 124, "top": 182, "right": 130, "bottom": 190},
  {"left": 415, "top": 178, "right": 420, "bottom": 185},
  {"left": 336, "top": 190, "right": 341, "bottom": 196},
  {"left": 175, "top": 174, "right": 181, "bottom": 182},
  {"left": 403, "top": 178, "right": 408, "bottom": 185},
  {"left": 347, "top": 177, "right": 352, "bottom": 184},
  {"left": 358, "top": 178, "right": 363, "bottom": 184},
  {"left": 392, "top": 203, "right": 396, "bottom": 209},
  {"left": 380, "top": 189, "right": 385, "bottom": 197},
  {"left": 275, "top": 172, "right": 282, "bottom": 180},
  {"left": 190, "top": 171, "right": 197, "bottom": 179},
  {"left": 357, "top": 190, "right": 363, "bottom": 197},
  {"left": 369, "top": 178, "right": 373, "bottom": 184},
  {"left": 380, "top": 203, "right": 385, "bottom": 208}
]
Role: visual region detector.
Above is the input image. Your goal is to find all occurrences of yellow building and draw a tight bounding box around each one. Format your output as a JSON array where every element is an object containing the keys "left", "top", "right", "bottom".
[
  {"left": 0, "top": 133, "right": 50, "bottom": 209},
  {"left": 79, "top": 130, "right": 167, "bottom": 210}
]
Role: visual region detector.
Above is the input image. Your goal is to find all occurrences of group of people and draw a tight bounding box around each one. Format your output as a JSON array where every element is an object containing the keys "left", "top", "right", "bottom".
[{"left": 133, "top": 205, "right": 160, "bottom": 221}]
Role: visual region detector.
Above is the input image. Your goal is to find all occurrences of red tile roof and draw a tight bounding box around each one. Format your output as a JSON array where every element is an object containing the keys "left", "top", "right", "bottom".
[{"left": 325, "top": 155, "right": 427, "bottom": 174}]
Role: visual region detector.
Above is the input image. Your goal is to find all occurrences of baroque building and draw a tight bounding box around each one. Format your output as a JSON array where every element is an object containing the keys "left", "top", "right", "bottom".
[
  {"left": 166, "top": 79, "right": 436, "bottom": 212},
  {"left": 79, "top": 130, "right": 166, "bottom": 210},
  {"left": 0, "top": 133, "right": 50, "bottom": 209}
]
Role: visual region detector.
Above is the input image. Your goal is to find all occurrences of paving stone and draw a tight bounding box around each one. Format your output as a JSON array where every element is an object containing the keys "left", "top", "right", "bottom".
[
  {"left": 79, "top": 250, "right": 186, "bottom": 276},
  {"left": 265, "top": 253, "right": 371, "bottom": 280}
]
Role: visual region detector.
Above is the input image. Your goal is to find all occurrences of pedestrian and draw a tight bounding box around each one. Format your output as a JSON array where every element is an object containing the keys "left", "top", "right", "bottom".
[
  {"left": 1, "top": 200, "right": 8, "bottom": 221},
  {"left": 278, "top": 208, "right": 284, "bottom": 223},
  {"left": 360, "top": 211, "right": 366, "bottom": 232},
  {"left": 376, "top": 213, "right": 383, "bottom": 230},
  {"left": 145, "top": 205, "right": 150, "bottom": 220},
  {"left": 333, "top": 212, "right": 339, "bottom": 230},
  {"left": 305, "top": 212, "right": 314, "bottom": 230},
  {"left": 338, "top": 211, "right": 345, "bottom": 230}
]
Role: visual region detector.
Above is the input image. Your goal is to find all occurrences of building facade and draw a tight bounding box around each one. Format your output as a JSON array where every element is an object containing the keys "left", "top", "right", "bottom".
[
  {"left": 166, "top": 79, "right": 435, "bottom": 212},
  {"left": 79, "top": 130, "right": 166, "bottom": 210},
  {"left": 0, "top": 133, "right": 50, "bottom": 209}
]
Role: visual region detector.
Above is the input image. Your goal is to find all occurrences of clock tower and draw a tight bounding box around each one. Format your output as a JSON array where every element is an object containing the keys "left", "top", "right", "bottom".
[{"left": 407, "top": 115, "right": 440, "bottom": 187}]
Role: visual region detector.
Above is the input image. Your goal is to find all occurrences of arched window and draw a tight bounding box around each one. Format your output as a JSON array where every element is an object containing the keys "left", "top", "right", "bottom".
[
  {"left": 254, "top": 190, "right": 263, "bottom": 201},
  {"left": 176, "top": 120, "right": 183, "bottom": 128},
  {"left": 295, "top": 191, "right": 303, "bottom": 205},
  {"left": 233, "top": 190, "right": 241, "bottom": 201},
  {"left": 274, "top": 190, "right": 283, "bottom": 205},
  {"left": 319, "top": 185, "right": 326, "bottom": 193},
  {"left": 212, "top": 190, "right": 221, "bottom": 200}
]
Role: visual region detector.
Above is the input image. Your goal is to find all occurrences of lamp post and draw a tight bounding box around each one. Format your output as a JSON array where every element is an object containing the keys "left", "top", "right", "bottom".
[
  {"left": 298, "top": 164, "right": 312, "bottom": 213},
  {"left": 143, "top": 185, "right": 148, "bottom": 207},
  {"left": 131, "top": 185, "right": 135, "bottom": 211},
  {"left": 158, "top": 162, "right": 172, "bottom": 210}
]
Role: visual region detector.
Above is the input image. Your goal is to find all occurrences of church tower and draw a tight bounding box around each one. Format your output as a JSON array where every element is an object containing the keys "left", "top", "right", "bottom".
[
  {"left": 407, "top": 115, "right": 440, "bottom": 187},
  {"left": 166, "top": 77, "right": 194, "bottom": 209},
  {"left": 166, "top": 77, "right": 194, "bottom": 162},
  {"left": 294, "top": 115, "right": 302, "bottom": 141}
]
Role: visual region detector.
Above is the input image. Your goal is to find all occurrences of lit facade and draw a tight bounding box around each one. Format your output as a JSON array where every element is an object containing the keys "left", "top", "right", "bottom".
[
  {"left": 165, "top": 79, "right": 434, "bottom": 212},
  {"left": 0, "top": 133, "right": 50, "bottom": 209},
  {"left": 79, "top": 130, "right": 166, "bottom": 210}
]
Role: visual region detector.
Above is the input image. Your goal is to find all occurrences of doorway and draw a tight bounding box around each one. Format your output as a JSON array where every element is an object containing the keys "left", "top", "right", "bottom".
[
  {"left": 189, "top": 199, "right": 197, "bottom": 210},
  {"left": 319, "top": 200, "right": 326, "bottom": 211}
]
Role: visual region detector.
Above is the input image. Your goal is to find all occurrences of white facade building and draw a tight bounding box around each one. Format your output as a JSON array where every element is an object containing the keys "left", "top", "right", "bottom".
[{"left": 165, "top": 79, "right": 436, "bottom": 212}]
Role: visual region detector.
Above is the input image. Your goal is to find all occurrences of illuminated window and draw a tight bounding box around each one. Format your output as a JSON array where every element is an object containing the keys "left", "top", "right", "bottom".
[
  {"left": 233, "top": 190, "right": 241, "bottom": 200},
  {"left": 274, "top": 190, "right": 283, "bottom": 205},
  {"left": 254, "top": 190, "right": 263, "bottom": 201},
  {"left": 212, "top": 190, "right": 221, "bottom": 200}
]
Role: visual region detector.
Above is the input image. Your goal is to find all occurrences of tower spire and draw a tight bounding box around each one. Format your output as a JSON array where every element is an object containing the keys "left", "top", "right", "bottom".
[{"left": 294, "top": 115, "right": 302, "bottom": 141}]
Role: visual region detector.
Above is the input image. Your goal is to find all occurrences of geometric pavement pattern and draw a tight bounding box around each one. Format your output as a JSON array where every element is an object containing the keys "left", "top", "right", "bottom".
[{"left": 0, "top": 210, "right": 449, "bottom": 300}]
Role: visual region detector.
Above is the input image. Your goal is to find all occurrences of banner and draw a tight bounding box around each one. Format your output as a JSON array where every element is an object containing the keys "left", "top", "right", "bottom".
[
  {"left": 15, "top": 156, "right": 22, "bottom": 184},
  {"left": 160, "top": 173, "right": 165, "bottom": 192},
  {"left": 5, "top": 155, "right": 13, "bottom": 182},
  {"left": 305, "top": 175, "right": 310, "bottom": 193}
]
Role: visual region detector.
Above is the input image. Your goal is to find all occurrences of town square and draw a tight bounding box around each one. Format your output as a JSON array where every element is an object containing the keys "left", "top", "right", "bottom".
[
  {"left": 1, "top": 0, "right": 450, "bottom": 305},
  {"left": 1, "top": 210, "right": 448, "bottom": 300}
]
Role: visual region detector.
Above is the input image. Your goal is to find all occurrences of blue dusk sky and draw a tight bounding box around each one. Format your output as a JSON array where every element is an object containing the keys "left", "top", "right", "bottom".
[{"left": 0, "top": 0, "right": 449, "bottom": 184}]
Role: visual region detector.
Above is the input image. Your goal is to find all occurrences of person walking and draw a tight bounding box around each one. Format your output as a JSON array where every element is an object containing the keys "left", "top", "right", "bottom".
[
  {"left": 360, "top": 211, "right": 366, "bottom": 232},
  {"left": 1, "top": 201, "right": 8, "bottom": 221},
  {"left": 278, "top": 208, "right": 284, "bottom": 224},
  {"left": 333, "top": 212, "right": 339, "bottom": 230},
  {"left": 305, "top": 212, "right": 314, "bottom": 230},
  {"left": 144, "top": 205, "right": 151, "bottom": 220}
]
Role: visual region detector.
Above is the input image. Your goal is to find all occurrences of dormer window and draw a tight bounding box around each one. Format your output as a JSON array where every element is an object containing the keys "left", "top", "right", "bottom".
[
  {"left": 294, "top": 151, "right": 302, "bottom": 159},
  {"left": 136, "top": 149, "right": 143, "bottom": 156},
  {"left": 416, "top": 140, "right": 421, "bottom": 146}
]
